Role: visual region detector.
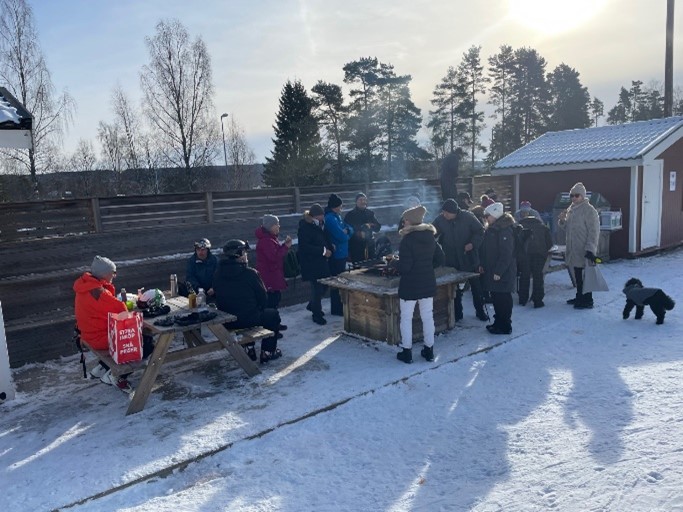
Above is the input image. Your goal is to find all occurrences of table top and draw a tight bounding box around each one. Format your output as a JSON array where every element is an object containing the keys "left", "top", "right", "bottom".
[
  {"left": 319, "top": 267, "right": 479, "bottom": 296},
  {"left": 142, "top": 296, "right": 236, "bottom": 334}
]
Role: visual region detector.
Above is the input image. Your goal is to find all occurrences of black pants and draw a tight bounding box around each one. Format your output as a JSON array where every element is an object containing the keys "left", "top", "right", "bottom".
[
  {"left": 329, "top": 258, "right": 347, "bottom": 315},
  {"left": 518, "top": 254, "right": 547, "bottom": 304},
  {"left": 99, "top": 334, "right": 155, "bottom": 377},
  {"left": 454, "top": 275, "right": 485, "bottom": 318},
  {"left": 491, "top": 292, "right": 513, "bottom": 331},
  {"left": 573, "top": 267, "right": 593, "bottom": 304},
  {"left": 267, "top": 291, "right": 281, "bottom": 310},
  {"left": 308, "top": 280, "right": 327, "bottom": 316}
]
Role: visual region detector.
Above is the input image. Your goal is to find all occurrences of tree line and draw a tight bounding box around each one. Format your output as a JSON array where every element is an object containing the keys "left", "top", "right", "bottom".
[{"left": 2, "top": 0, "right": 683, "bottom": 197}]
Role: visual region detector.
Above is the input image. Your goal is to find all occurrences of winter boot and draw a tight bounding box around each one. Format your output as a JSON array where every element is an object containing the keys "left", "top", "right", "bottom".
[
  {"left": 396, "top": 347, "right": 413, "bottom": 364},
  {"left": 420, "top": 345, "right": 434, "bottom": 362},
  {"left": 312, "top": 313, "right": 327, "bottom": 325}
]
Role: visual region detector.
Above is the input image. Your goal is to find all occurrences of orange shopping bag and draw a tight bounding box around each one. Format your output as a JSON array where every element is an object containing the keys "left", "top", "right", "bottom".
[{"left": 107, "top": 311, "right": 143, "bottom": 364}]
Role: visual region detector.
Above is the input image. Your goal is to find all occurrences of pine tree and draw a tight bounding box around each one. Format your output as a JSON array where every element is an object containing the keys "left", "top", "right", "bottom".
[
  {"left": 510, "top": 47, "right": 551, "bottom": 146},
  {"left": 590, "top": 97, "right": 604, "bottom": 126},
  {"left": 311, "top": 81, "right": 346, "bottom": 183},
  {"left": 428, "top": 66, "right": 467, "bottom": 161},
  {"left": 263, "top": 80, "right": 325, "bottom": 187},
  {"left": 487, "top": 45, "right": 517, "bottom": 162},
  {"left": 547, "top": 64, "right": 591, "bottom": 131},
  {"left": 458, "top": 45, "right": 489, "bottom": 172},
  {"left": 607, "top": 87, "right": 631, "bottom": 124}
]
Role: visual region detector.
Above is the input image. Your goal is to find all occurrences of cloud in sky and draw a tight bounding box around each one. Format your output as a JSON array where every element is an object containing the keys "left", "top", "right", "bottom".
[{"left": 29, "top": 0, "right": 683, "bottom": 162}]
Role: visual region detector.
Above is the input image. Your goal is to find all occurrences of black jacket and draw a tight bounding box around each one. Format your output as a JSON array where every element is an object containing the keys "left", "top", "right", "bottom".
[
  {"left": 481, "top": 214, "right": 517, "bottom": 293},
  {"left": 398, "top": 224, "right": 445, "bottom": 300},
  {"left": 433, "top": 210, "right": 484, "bottom": 271},
  {"left": 520, "top": 216, "right": 553, "bottom": 257},
  {"left": 297, "top": 213, "right": 332, "bottom": 282},
  {"left": 213, "top": 258, "right": 267, "bottom": 327},
  {"left": 185, "top": 251, "right": 218, "bottom": 292},
  {"left": 344, "top": 207, "right": 382, "bottom": 262}
]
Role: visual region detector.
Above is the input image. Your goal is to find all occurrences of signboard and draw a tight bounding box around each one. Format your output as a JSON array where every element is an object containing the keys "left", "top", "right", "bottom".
[{"left": 670, "top": 171, "right": 677, "bottom": 192}]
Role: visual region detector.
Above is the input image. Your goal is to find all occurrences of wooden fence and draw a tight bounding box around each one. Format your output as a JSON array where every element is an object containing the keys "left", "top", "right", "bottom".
[{"left": 0, "top": 175, "right": 513, "bottom": 367}]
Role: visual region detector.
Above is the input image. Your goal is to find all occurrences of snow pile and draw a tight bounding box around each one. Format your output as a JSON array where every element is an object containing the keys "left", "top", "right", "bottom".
[{"left": 0, "top": 95, "right": 20, "bottom": 125}]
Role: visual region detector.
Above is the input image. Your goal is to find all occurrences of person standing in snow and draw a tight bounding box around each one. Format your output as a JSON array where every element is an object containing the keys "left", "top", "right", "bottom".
[
  {"left": 324, "top": 193, "right": 353, "bottom": 316},
  {"left": 395, "top": 205, "right": 445, "bottom": 364},
  {"left": 479, "top": 202, "right": 517, "bottom": 335},
  {"left": 344, "top": 192, "right": 382, "bottom": 262},
  {"left": 517, "top": 208, "right": 553, "bottom": 308},
  {"left": 255, "top": 214, "right": 292, "bottom": 311},
  {"left": 298, "top": 203, "right": 333, "bottom": 325},
  {"left": 558, "top": 182, "right": 600, "bottom": 309}
]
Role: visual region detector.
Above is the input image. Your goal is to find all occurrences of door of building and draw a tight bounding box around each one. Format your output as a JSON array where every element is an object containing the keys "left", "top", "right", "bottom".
[{"left": 641, "top": 161, "right": 663, "bottom": 250}]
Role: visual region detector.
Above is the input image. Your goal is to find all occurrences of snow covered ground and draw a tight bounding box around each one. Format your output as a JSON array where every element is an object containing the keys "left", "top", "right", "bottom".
[{"left": 1, "top": 249, "right": 682, "bottom": 511}]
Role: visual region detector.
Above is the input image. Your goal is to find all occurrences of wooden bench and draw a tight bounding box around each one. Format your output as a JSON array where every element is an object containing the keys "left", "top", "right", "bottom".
[
  {"left": 79, "top": 339, "right": 145, "bottom": 377},
  {"left": 233, "top": 327, "right": 275, "bottom": 346}
]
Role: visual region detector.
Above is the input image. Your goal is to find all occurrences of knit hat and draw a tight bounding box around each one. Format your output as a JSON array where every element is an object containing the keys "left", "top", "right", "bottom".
[
  {"left": 441, "top": 198, "right": 460, "bottom": 214},
  {"left": 309, "top": 203, "right": 324, "bottom": 217},
  {"left": 484, "top": 202, "right": 504, "bottom": 220},
  {"left": 481, "top": 196, "right": 495, "bottom": 208},
  {"left": 327, "top": 193, "right": 343, "bottom": 209},
  {"left": 262, "top": 214, "right": 279, "bottom": 230},
  {"left": 570, "top": 182, "right": 587, "bottom": 197},
  {"left": 401, "top": 205, "right": 427, "bottom": 225},
  {"left": 457, "top": 191, "right": 472, "bottom": 204},
  {"left": 519, "top": 201, "right": 532, "bottom": 211},
  {"left": 91, "top": 255, "right": 116, "bottom": 278},
  {"left": 355, "top": 192, "right": 367, "bottom": 202}
]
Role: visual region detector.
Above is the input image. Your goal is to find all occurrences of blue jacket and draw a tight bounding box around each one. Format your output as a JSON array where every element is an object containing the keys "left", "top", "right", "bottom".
[{"left": 324, "top": 209, "right": 354, "bottom": 260}]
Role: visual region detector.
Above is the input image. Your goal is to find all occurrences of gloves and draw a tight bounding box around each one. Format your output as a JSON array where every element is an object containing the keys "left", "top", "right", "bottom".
[{"left": 585, "top": 251, "right": 596, "bottom": 263}]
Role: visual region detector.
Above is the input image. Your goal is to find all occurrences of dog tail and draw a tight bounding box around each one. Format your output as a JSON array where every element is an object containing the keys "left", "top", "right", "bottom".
[{"left": 663, "top": 294, "right": 676, "bottom": 311}]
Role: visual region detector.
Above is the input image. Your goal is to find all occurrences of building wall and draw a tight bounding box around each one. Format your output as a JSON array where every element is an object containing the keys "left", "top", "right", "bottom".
[
  {"left": 519, "top": 167, "right": 631, "bottom": 259},
  {"left": 657, "top": 139, "right": 683, "bottom": 249}
]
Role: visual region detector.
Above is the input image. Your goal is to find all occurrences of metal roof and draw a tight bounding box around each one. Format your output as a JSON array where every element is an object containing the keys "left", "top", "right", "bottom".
[
  {"left": 493, "top": 116, "right": 683, "bottom": 171},
  {"left": 0, "top": 86, "right": 32, "bottom": 130}
]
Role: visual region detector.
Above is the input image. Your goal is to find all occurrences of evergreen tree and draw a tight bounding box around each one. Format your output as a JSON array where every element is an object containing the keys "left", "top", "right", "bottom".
[
  {"left": 428, "top": 66, "right": 467, "bottom": 161},
  {"left": 547, "top": 64, "right": 591, "bottom": 131},
  {"left": 263, "top": 80, "right": 325, "bottom": 187},
  {"left": 487, "top": 44, "right": 516, "bottom": 162},
  {"left": 509, "top": 47, "right": 551, "bottom": 146},
  {"left": 311, "top": 80, "right": 346, "bottom": 183},
  {"left": 607, "top": 87, "right": 631, "bottom": 124},
  {"left": 458, "top": 45, "right": 489, "bottom": 172},
  {"left": 590, "top": 97, "right": 604, "bottom": 126}
]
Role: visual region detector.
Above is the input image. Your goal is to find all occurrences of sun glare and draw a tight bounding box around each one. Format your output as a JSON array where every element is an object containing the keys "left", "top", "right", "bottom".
[{"left": 508, "top": 0, "right": 608, "bottom": 35}]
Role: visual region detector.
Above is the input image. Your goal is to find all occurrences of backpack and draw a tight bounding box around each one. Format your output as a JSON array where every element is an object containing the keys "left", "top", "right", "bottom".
[
  {"left": 511, "top": 223, "right": 533, "bottom": 259},
  {"left": 283, "top": 249, "right": 301, "bottom": 278}
]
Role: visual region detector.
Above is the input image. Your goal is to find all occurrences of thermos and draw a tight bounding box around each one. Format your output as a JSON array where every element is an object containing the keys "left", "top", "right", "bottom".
[{"left": 170, "top": 274, "right": 178, "bottom": 297}]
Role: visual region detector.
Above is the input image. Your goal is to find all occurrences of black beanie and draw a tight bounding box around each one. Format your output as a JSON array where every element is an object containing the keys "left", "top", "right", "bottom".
[
  {"left": 441, "top": 198, "right": 460, "bottom": 214},
  {"left": 327, "top": 193, "right": 343, "bottom": 209}
]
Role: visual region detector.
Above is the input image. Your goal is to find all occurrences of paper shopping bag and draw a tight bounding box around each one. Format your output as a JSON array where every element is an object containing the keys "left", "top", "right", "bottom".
[
  {"left": 108, "top": 311, "right": 143, "bottom": 364},
  {"left": 583, "top": 259, "right": 609, "bottom": 293}
]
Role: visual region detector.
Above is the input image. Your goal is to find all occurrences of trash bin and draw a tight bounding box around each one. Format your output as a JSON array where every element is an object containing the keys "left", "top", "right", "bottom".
[{"left": 552, "top": 191, "right": 616, "bottom": 260}]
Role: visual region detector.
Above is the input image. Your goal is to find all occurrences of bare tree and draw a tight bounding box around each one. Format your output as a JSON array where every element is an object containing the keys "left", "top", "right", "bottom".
[
  {"left": 140, "top": 19, "right": 217, "bottom": 191},
  {"left": 225, "top": 115, "right": 257, "bottom": 190},
  {"left": 0, "top": 0, "right": 75, "bottom": 185},
  {"left": 111, "top": 85, "right": 140, "bottom": 170},
  {"left": 68, "top": 139, "right": 99, "bottom": 196},
  {"left": 97, "top": 121, "right": 125, "bottom": 193}
]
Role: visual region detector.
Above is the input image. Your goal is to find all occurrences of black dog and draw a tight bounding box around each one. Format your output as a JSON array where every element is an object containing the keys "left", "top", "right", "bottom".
[{"left": 622, "top": 278, "right": 675, "bottom": 325}]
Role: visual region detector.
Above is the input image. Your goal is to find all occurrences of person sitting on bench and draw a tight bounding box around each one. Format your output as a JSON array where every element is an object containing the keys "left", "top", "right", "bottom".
[
  {"left": 73, "top": 256, "right": 153, "bottom": 393},
  {"left": 213, "top": 240, "right": 283, "bottom": 364}
]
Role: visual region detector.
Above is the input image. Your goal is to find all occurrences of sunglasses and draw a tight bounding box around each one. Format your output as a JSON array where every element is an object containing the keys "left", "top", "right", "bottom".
[{"left": 570, "top": 194, "right": 581, "bottom": 198}]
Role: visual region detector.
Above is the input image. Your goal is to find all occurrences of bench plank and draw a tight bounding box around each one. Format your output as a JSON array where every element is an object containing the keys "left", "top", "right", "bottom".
[
  {"left": 80, "top": 340, "right": 145, "bottom": 377},
  {"left": 234, "top": 327, "right": 275, "bottom": 346}
]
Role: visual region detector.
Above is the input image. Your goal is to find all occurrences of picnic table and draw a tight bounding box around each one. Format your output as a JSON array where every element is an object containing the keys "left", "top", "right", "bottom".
[
  {"left": 320, "top": 266, "right": 478, "bottom": 345},
  {"left": 83, "top": 296, "right": 264, "bottom": 415}
]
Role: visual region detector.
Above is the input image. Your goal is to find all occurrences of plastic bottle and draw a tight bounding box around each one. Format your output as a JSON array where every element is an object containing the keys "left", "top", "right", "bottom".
[
  {"left": 120, "top": 288, "right": 127, "bottom": 302},
  {"left": 197, "top": 288, "right": 206, "bottom": 308},
  {"left": 170, "top": 274, "right": 178, "bottom": 297}
]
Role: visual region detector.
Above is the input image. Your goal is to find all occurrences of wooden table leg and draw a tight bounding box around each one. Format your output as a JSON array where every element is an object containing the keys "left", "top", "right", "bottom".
[
  {"left": 207, "top": 324, "right": 261, "bottom": 377},
  {"left": 126, "top": 332, "right": 174, "bottom": 415},
  {"left": 446, "top": 283, "right": 456, "bottom": 330},
  {"left": 183, "top": 329, "right": 204, "bottom": 347},
  {"left": 341, "top": 290, "right": 350, "bottom": 332}
]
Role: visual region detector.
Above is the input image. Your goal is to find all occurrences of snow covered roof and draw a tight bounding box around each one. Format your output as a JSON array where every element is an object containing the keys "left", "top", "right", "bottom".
[
  {"left": 0, "top": 86, "right": 32, "bottom": 149},
  {"left": 493, "top": 116, "right": 683, "bottom": 175}
]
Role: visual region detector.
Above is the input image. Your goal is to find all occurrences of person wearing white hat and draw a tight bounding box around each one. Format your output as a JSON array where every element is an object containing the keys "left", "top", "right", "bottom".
[{"left": 480, "top": 202, "right": 517, "bottom": 335}]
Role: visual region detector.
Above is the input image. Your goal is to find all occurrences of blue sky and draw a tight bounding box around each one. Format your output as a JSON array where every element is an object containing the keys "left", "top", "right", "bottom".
[{"left": 30, "top": 0, "right": 683, "bottom": 162}]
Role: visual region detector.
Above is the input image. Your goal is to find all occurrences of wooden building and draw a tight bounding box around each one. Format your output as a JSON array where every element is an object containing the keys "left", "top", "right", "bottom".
[{"left": 492, "top": 117, "right": 683, "bottom": 259}]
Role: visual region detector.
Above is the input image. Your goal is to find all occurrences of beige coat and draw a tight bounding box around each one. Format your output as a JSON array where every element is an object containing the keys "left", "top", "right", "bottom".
[{"left": 559, "top": 199, "right": 600, "bottom": 269}]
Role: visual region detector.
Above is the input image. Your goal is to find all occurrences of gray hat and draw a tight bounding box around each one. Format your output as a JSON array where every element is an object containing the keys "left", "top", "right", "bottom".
[
  {"left": 91, "top": 256, "right": 116, "bottom": 279},
  {"left": 262, "top": 214, "right": 279, "bottom": 230},
  {"left": 309, "top": 203, "right": 324, "bottom": 217}
]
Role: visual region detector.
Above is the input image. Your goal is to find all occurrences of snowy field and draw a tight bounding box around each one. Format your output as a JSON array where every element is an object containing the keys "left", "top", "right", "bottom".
[{"left": 1, "top": 249, "right": 682, "bottom": 512}]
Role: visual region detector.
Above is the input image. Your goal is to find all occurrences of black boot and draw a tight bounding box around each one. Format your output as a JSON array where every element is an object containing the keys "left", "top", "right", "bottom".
[
  {"left": 420, "top": 345, "right": 434, "bottom": 362},
  {"left": 396, "top": 347, "right": 412, "bottom": 364},
  {"left": 312, "top": 313, "right": 327, "bottom": 325}
]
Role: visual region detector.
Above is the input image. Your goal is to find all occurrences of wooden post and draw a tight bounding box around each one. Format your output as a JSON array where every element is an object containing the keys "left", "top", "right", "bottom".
[
  {"left": 0, "top": 301, "right": 16, "bottom": 403},
  {"left": 205, "top": 191, "right": 214, "bottom": 224},
  {"left": 90, "top": 197, "right": 102, "bottom": 233},
  {"left": 293, "top": 186, "right": 301, "bottom": 213}
]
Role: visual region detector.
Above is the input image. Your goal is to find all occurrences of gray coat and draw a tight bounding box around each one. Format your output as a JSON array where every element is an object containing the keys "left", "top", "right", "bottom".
[{"left": 558, "top": 199, "right": 599, "bottom": 269}]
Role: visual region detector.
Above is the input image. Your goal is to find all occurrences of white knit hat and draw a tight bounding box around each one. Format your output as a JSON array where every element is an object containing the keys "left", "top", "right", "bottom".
[{"left": 484, "top": 202, "right": 504, "bottom": 220}]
